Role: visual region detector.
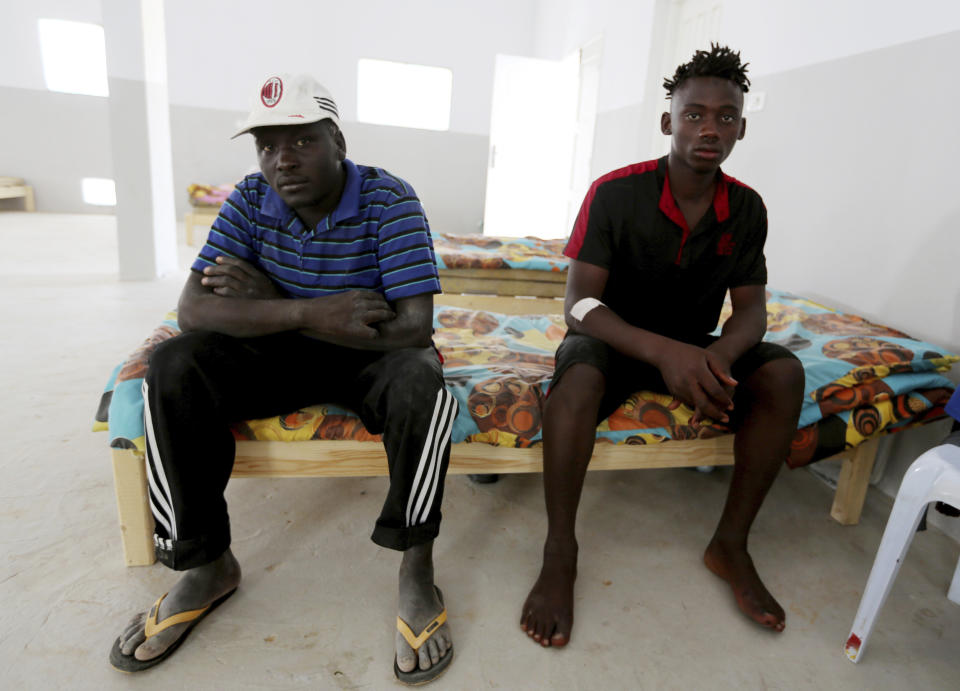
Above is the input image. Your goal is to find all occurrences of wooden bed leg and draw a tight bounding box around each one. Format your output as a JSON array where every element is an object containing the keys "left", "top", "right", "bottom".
[
  {"left": 830, "top": 438, "right": 880, "bottom": 526},
  {"left": 185, "top": 214, "right": 197, "bottom": 246},
  {"left": 111, "top": 448, "right": 156, "bottom": 566},
  {"left": 184, "top": 211, "right": 217, "bottom": 247}
]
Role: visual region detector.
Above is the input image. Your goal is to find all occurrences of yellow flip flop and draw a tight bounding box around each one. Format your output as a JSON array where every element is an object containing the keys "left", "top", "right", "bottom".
[
  {"left": 393, "top": 587, "right": 454, "bottom": 685},
  {"left": 109, "top": 588, "right": 236, "bottom": 672}
]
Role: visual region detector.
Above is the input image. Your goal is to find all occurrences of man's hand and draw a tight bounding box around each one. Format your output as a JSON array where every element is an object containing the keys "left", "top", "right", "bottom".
[
  {"left": 201, "top": 256, "right": 283, "bottom": 299},
  {"left": 657, "top": 342, "right": 738, "bottom": 424},
  {"left": 300, "top": 291, "right": 396, "bottom": 341}
]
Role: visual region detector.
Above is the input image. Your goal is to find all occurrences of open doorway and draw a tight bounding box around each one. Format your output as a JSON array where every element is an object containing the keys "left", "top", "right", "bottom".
[
  {"left": 650, "top": 0, "right": 724, "bottom": 158},
  {"left": 482, "top": 40, "right": 601, "bottom": 239}
]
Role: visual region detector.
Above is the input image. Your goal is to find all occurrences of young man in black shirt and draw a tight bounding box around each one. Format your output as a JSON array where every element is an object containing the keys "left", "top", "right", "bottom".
[{"left": 521, "top": 45, "right": 804, "bottom": 647}]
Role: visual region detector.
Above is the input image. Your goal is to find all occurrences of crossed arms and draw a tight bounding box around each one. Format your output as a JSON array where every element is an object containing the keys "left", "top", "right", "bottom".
[
  {"left": 178, "top": 252, "right": 764, "bottom": 413},
  {"left": 565, "top": 258, "right": 766, "bottom": 424},
  {"left": 177, "top": 255, "right": 433, "bottom": 351}
]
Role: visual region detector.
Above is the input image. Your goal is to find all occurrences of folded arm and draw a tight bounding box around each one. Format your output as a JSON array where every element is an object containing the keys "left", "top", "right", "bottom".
[
  {"left": 178, "top": 270, "right": 304, "bottom": 336},
  {"left": 300, "top": 292, "right": 434, "bottom": 350},
  {"left": 178, "top": 255, "right": 432, "bottom": 350}
]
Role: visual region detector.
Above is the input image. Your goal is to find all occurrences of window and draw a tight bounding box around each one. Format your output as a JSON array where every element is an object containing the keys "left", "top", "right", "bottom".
[
  {"left": 357, "top": 59, "right": 452, "bottom": 131},
  {"left": 38, "top": 19, "right": 109, "bottom": 97},
  {"left": 82, "top": 178, "right": 116, "bottom": 206}
]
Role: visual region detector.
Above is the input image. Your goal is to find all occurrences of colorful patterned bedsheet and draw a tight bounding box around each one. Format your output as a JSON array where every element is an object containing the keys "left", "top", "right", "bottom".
[
  {"left": 94, "top": 289, "right": 957, "bottom": 469},
  {"left": 432, "top": 233, "right": 568, "bottom": 273},
  {"left": 187, "top": 183, "right": 234, "bottom": 208}
]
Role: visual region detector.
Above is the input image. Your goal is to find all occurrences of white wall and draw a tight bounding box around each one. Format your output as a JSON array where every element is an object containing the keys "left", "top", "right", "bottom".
[
  {"left": 0, "top": 1, "right": 103, "bottom": 90},
  {"left": 721, "top": 0, "right": 960, "bottom": 78},
  {"left": 163, "top": 0, "right": 538, "bottom": 136},
  {"left": 0, "top": 0, "right": 540, "bottom": 233},
  {"left": 1, "top": 0, "right": 540, "bottom": 136},
  {"left": 0, "top": 1, "right": 112, "bottom": 213},
  {"left": 535, "top": 0, "right": 657, "bottom": 112},
  {"left": 731, "top": 31, "right": 960, "bottom": 356}
]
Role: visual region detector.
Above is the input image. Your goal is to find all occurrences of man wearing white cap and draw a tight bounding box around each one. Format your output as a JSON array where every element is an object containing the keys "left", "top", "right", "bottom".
[{"left": 109, "top": 74, "right": 455, "bottom": 684}]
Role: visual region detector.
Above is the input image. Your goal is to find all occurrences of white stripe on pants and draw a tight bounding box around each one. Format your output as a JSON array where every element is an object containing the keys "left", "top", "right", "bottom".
[
  {"left": 142, "top": 379, "right": 178, "bottom": 539},
  {"left": 405, "top": 388, "right": 457, "bottom": 526}
]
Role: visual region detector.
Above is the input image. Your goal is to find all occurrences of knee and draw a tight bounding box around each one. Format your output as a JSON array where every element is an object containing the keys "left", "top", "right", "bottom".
[
  {"left": 384, "top": 348, "right": 444, "bottom": 406},
  {"left": 745, "top": 356, "right": 805, "bottom": 408},
  {"left": 546, "top": 364, "right": 605, "bottom": 417},
  {"left": 147, "top": 331, "right": 223, "bottom": 391}
]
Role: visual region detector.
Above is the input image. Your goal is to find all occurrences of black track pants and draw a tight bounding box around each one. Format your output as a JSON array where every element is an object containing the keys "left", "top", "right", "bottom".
[{"left": 142, "top": 330, "right": 457, "bottom": 570}]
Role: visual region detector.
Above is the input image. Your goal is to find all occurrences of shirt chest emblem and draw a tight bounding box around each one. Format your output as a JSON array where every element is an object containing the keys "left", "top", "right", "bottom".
[{"left": 717, "top": 231, "right": 735, "bottom": 256}]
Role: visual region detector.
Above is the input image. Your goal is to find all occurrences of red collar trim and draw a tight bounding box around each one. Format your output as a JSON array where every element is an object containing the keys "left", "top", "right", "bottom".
[
  {"left": 659, "top": 169, "right": 731, "bottom": 229},
  {"left": 715, "top": 173, "right": 731, "bottom": 222},
  {"left": 658, "top": 171, "right": 688, "bottom": 231}
]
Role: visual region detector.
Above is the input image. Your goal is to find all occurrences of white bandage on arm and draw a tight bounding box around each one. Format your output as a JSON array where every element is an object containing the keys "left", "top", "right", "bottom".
[{"left": 570, "top": 297, "right": 605, "bottom": 323}]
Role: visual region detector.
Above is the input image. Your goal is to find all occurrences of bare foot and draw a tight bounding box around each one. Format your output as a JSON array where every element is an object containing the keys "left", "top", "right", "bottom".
[
  {"left": 704, "top": 538, "right": 784, "bottom": 631},
  {"left": 114, "top": 549, "right": 241, "bottom": 663},
  {"left": 520, "top": 539, "right": 577, "bottom": 647},
  {"left": 395, "top": 542, "right": 453, "bottom": 676}
]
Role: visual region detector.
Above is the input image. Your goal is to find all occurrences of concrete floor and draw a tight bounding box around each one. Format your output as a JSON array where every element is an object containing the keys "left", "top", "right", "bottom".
[{"left": 2, "top": 212, "right": 959, "bottom": 690}]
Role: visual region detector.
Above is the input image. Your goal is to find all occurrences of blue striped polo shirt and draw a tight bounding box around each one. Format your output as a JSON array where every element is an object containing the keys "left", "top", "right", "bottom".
[{"left": 192, "top": 159, "right": 442, "bottom": 302}]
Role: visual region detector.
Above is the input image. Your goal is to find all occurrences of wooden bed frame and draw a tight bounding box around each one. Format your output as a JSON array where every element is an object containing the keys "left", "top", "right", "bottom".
[
  {"left": 184, "top": 209, "right": 218, "bottom": 246},
  {"left": 112, "top": 433, "right": 879, "bottom": 567},
  {"left": 109, "top": 290, "right": 881, "bottom": 566},
  {"left": 0, "top": 177, "right": 36, "bottom": 212},
  {"left": 439, "top": 269, "right": 565, "bottom": 298}
]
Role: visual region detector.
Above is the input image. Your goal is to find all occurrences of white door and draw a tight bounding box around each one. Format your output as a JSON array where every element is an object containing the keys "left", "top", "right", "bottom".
[
  {"left": 567, "top": 38, "right": 602, "bottom": 232},
  {"left": 672, "top": 0, "right": 723, "bottom": 71},
  {"left": 651, "top": 0, "right": 724, "bottom": 157},
  {"left": 483, "top": 53, "right": 580, "bottom": 239}
]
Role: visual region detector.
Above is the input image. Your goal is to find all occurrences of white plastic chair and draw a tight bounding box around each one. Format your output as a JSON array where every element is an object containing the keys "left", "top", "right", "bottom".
[{"left": 844, "top": 442, "right": 960, "bottom": 663}]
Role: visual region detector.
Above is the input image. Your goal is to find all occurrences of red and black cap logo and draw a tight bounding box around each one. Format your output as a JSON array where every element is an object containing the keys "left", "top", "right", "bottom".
[{"left": 260, "top": 77, "right": 283, "bottom": 107}]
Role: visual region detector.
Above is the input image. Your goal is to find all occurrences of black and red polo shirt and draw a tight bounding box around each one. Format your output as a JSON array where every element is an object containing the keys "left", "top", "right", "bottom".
[{"left": 564, "top": 156, "right": 767, "bottom": 340}]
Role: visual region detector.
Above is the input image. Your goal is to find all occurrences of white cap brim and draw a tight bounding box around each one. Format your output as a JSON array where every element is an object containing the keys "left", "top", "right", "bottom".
[{"left": 231, "top": 112, "right": 338, "bottom": 139}]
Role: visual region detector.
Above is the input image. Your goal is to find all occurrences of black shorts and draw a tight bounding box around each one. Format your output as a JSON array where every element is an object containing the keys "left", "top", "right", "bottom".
[{"left": 551, "top": 331, "right": 798, "bottom": 427}]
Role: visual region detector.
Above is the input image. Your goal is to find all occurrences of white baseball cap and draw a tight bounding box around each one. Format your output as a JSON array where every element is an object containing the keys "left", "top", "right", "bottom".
[{"left": 232, "top": 73, "right": 340, "bottom": 139}]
